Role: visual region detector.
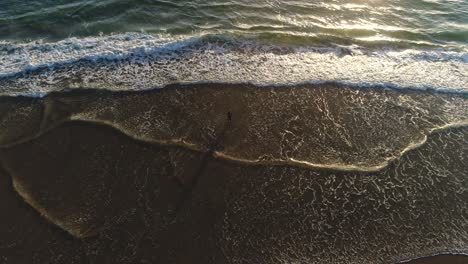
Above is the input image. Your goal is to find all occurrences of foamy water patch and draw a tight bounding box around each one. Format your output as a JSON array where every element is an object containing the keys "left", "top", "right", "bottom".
[{"left": 0, "top": 33, "right": 467, "bottom": 97}]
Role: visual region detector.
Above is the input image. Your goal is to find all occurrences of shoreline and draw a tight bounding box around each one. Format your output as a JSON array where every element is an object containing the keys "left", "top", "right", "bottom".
[{"left": 1, "top": 82, "right": 467, "bottom": 263}]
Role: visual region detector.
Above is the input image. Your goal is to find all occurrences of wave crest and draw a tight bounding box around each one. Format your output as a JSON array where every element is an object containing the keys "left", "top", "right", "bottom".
[{"left": 0, "top": 32, "right": 467, "bottom": 97}]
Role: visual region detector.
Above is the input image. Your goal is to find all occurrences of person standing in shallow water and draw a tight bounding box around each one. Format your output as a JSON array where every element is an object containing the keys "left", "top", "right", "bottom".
[{"left": 227, "top": 111, "right": 232, "bottom": 124}]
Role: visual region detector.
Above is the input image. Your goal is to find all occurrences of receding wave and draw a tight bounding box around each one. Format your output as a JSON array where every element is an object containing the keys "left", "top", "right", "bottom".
[
  {"left": 0, "top": 32, "right": 467, "bottom": 97},
  {"left": 2, "top": 83, "right": 468, "bottom": 172}
]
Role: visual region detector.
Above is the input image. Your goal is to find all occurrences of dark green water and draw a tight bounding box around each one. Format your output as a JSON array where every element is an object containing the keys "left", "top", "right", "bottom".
[
  {"left": 1, "top": 0, "right": 467, "bottom": 48},
  {"left": 0, "top": 0, "right": 467, "bottom": 96}
]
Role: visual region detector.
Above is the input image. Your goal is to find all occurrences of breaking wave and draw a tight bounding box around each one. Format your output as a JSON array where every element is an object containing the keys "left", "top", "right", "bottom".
[{"left": 0, "top": 32, "right": 467, "bottom": 97}]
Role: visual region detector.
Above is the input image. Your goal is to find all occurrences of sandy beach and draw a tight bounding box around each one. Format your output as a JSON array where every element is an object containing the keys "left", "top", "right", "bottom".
[{"left": 1, "top": 83, "right": 467, "bottom": 263}]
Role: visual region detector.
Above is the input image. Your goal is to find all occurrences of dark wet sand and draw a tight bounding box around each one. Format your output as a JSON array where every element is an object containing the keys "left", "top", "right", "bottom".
[{"left": 0, "top": 83, "right": 467, "bottom": 263}]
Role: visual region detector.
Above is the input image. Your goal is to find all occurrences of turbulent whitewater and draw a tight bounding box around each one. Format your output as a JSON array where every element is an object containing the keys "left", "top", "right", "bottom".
[
  {"left": 0, "top": 32, "right": 467, "bottom": 96},
  {"left": 0, "top": 0, "right": 467, "bottom": 96}
]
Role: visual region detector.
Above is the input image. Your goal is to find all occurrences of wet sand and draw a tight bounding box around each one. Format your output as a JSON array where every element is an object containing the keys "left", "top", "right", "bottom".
[{"left": 0, "top": 83, "right": 467, "bottom": 263}]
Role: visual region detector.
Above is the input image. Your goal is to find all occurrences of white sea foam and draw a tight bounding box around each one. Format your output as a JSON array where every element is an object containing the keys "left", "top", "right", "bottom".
[{"left": 0, "top": 32, "right": 467, "bottom": 97}]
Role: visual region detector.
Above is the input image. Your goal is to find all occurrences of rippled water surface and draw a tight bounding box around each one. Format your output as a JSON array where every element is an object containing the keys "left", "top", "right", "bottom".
[
  {"left": 0, "top": 0, "right": 467, "bottom": 96},
  {"left": 1, "top": 0, "right": 467, "bottom": 49}
]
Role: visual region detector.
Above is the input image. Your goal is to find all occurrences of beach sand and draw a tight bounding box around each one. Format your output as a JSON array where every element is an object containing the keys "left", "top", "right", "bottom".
[{"left": 1, "top": 83, "right": 467, "bottom": 263}]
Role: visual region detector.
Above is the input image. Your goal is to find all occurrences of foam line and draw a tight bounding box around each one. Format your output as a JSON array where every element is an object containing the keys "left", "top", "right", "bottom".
[{"left": 0, "top": 33, "right": 467, "bottom": 97}]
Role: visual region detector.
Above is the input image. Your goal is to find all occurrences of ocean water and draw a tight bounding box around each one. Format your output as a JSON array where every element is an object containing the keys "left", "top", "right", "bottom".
[
  {"left": 0, "top": 0, "right": 467, "bottom": 96},
  {"left": 1, "top": 1, "right": 468, "bottom": 264},
  {"left": 1, "top": 0, "right": 468, "bottom": 46}
]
